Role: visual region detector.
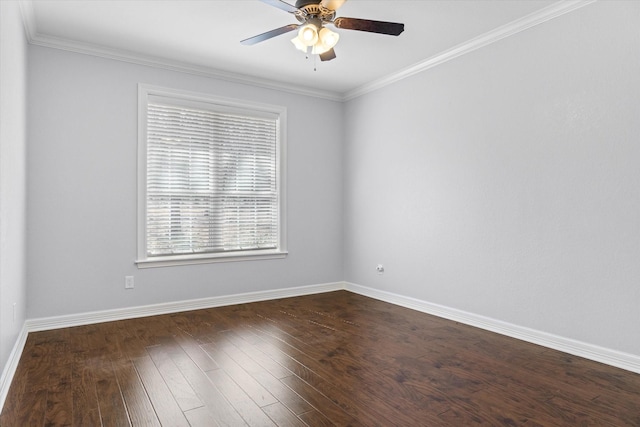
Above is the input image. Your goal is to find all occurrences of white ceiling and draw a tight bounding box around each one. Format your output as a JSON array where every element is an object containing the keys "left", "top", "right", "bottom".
[{"left": 22, "top": 0, "right": 562, "bottom": 99}]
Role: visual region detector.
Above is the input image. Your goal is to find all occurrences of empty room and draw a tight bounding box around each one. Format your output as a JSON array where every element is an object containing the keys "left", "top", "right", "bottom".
[{"left": 1, "top": 0, "right": 639, "bottom": 425}]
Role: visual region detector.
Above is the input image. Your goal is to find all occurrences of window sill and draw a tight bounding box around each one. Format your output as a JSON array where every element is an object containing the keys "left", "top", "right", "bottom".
[{"left": 135, "top": 250, "right": 288, "bottom": 269}]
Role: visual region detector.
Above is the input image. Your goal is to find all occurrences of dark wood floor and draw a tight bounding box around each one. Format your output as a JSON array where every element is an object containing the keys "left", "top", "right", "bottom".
[{"left": 2, "top": 291, "right": 640, "bottom": 426}]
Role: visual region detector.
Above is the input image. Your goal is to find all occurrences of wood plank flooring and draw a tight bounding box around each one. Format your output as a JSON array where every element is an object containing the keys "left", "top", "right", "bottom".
[{"left": 2, "top": 290, "right": 640, "bottom": 426}]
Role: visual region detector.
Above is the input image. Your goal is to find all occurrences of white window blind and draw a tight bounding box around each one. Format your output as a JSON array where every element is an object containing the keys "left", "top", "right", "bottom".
[{"left": 137, "top": 86, "right": 286, "bottom": 266}]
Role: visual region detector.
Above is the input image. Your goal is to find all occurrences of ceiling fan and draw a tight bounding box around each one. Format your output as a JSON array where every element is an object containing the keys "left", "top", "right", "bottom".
[{"left": 241, "top": 0, "right": 405, "bottom": 62}]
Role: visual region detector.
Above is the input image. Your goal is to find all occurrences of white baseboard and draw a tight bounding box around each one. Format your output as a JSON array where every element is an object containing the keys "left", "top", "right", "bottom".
[
  {"left": 345, "top": 282, "right": 640, "bottom": 375},
  {"left": 26, "top": 281, "right": 345, "bottom": 332},
  {"left": 3, "top": 280, "right": 639, "bottom": 413},
  {"left": 1, "top": 281, "right": 343, "bottom": 412},
  {"left": 0, "top": 325, "right": 28, "bottom": 411}
]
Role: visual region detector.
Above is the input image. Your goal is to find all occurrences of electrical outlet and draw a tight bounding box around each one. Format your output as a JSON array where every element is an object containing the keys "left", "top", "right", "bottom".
[
  {"left": 125, "top": 276, "right": 134, "bottom": 289},
  {"left": 376, "top": 264, "right": 385, "bottom": 274}
]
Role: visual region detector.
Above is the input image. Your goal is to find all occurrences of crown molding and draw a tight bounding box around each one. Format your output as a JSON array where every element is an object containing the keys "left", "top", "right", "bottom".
[
  {"left": 18, "top": 0, "right": 596, "bottom": 102},
  {"left": 343, "top": 0, "right": 598, "bottom": 101},
  {"left": 17, "top": 0, "right": 36, "bottom": 42},
  {"left": 17, "top": 0, "right": 342, "bottom": 102},
  {"left": 29, "top": 34, "right": 344, "bottom": 102}
]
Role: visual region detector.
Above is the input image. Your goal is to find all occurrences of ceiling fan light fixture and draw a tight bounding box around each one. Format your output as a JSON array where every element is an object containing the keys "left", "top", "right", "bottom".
[
  {"left": 242, "top": 0, "right": 405, "bottom": 63},
  {"left": 297, "top": 23, "right": 319, "bottom": 46}
]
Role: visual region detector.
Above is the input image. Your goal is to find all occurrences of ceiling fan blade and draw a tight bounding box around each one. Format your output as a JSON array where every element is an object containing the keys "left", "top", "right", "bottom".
[
  {"left": 241, "top": 24, "right": 299, "bottom": 46},
  {"left": 319, "top": 48, "right": 336, "bottom": 61},
  {"left": 320, "top": 0, "right": 347, "bottom": 11},
  {"left": 259, "top": 0, "right": 299, "bottom": 14},
  {"left": 333, "top": 17, "right": 404, "bottom": 36}
]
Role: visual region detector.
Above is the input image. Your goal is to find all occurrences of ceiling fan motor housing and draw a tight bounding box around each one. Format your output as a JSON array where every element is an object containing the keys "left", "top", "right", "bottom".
[{"left": 294, "top": 1, "right": 336, "bottom": 24}]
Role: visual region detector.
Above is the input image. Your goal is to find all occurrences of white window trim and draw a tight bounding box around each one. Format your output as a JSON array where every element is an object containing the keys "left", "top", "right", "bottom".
[{"left": 136, "top": 84, "right": 287, "bottom": 268}]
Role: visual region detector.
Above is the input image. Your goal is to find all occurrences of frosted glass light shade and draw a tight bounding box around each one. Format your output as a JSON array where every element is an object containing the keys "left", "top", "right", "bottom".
[
  {"left": 298, "top": 24, "right": 318, "bottom": 46},
  {"left": 291, "top": 37, "right": 307, "bottom": 52},
  {"left": 318, "top": 27, "right": 339, "bottom": 49}
]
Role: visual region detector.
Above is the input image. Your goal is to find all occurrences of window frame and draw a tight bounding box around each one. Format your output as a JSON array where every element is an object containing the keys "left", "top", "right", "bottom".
[{"left": 136, "top": 84, "right": 287, "bottom": 268}]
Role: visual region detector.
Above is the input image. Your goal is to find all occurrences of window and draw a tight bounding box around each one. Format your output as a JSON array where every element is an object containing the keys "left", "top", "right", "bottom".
[{"left": 137, "top": 85, "right": 287, "bottom": 267}]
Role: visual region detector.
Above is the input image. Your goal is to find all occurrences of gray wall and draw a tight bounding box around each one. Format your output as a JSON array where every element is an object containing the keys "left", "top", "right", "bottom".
[
  {"left": 27, "top": 46, "right": 344, "bottom": 318},
  {"left": 344, "top": 1, "right": 640, "bottom": 356},
  {"left": 15, "top": 0, "right": 640, "bottom": 364},
  {"left": 0, "top": 1, "right": 28, "bottom": 369}
]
